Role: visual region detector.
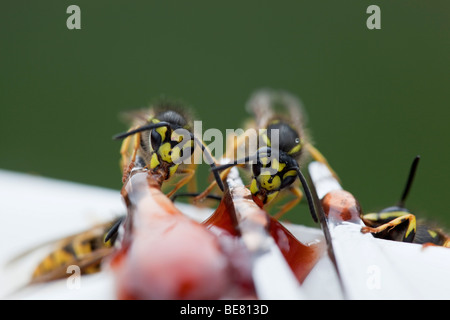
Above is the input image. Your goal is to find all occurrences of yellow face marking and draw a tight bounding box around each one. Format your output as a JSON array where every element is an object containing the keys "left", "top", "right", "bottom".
[
  {"left": 150, "top": 153, "right": 160, "bottom": 169},
  {"left": 258, "top": 174, "right": 281, "bottom": 191},
  {"left": 156, "top": 126, "right": 168, "bottom": 142},
  {"left": 288, "top": 143, "right": 302, "bottom": 155},
  {"left": 180, "top": 139, "right": 194, "bottom": 153},
  {"left": 271, "top": 158, "right": 286, "bottom": 173},
  {"left": 282, "top": 170, "right": 297, "bottom": 180},
  {"left": 171, "top": 131, "right": 183, "bottom": 142},
  {"left": 265, "top": 191, "right": 279, "bottom": 204},
  {"left": 259, "top": 156, "right": 269, "bottom": 166},
  {"left": 171, "top": 146, "right": 181, "bottom": 163},
  {"left": 183, "top": 140, "right": 194, "bottom": 155},
  {"left": 250, "top": 178, "right": 259, "bottom": 195},
  {"left": 158, "top": 142, "right": 173, "bottom": 163}
]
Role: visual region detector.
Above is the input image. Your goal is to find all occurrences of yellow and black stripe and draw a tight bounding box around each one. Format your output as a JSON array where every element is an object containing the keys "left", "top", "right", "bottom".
[
  {"left": 362, "top": 210, "right": 450, "bottom": 247},
  {"left": 361, "top": 156, "right": 450, "bottom": 247},
  {"left": 31, "top": 218, "right": 121, "bottom": 284},
  {"left": 209, "top": 90, "right": 336, "bottom": 222},
  {"left": 115, "top": 104, "right": 224, "bottom": 195},
  {"left": 362, "top": 210, "right": 417, "bottom": 243}
]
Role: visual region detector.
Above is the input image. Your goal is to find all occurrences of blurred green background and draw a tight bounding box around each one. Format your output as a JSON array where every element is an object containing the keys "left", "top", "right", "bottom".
[{"left": 1, "top": 1, "right": 449, "bottom": 227}]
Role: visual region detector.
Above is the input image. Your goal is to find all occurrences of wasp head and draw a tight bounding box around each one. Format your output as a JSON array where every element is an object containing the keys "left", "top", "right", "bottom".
[{"left": 261, "top": 121, "right": 304, "bottom": 158}]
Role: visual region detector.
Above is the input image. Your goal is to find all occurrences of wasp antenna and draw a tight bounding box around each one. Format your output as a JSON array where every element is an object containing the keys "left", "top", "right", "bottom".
[
  {"left": 211, "top": 148, "right": 273, "bottom": 172},
  {"left": 398, "top": 155, "right": 421, "bottom": 208},
  {"left": 211, "top": 155, "right": 256, "bottom": 172},
  {"left": 113, "top": 122, "right": 172, "bottom": 140},
  {"left": 189, "top": 133, "right": 225, "bottom": 192},
  {"left": 295, "top": 166, "right": 318, "bottom": 223},
  {"left": 211, "top": 162, "right": 239, "bottom": 172},
  {"left": 170, "top": 192, "right": 222, "bottom": 202},
  {"left": 104, "top": 216, "right": 125, "bottom": 243}
]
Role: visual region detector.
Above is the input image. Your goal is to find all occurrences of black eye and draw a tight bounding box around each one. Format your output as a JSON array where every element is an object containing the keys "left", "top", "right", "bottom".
[
  {"left": 280, "top": 175, "right": 296, "bottom": 188},
  {"left": 252, "top": 163, "right": 261, "bottom": 177},
  {"left": 150, "top": 130, "right": 161, "bottom": 150}
]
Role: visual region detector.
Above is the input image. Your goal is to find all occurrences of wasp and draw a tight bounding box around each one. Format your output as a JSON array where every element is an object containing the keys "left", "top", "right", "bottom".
[
  {"left": 199, "top": 89, "right": 336, "bottom": 222},
  {"left": 23, "top": 216, "right": 123, "bottom": 284},
  {"left": 26, "top": 102, "right": 223, "bottom": 286},
  {"left": 106, "top": 102, "right": 225, "bottom": 250},
  {"left": 111, "top": 102, "right": 252, "bottom": 298},
  {"left": 114, "top": 101, "right": 224, "bottom": 196},
  {"left": 361, "top": 156, "right": 450, "bottom": 247}
]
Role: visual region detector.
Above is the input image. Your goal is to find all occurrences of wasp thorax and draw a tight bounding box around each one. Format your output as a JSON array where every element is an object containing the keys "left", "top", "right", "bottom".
[{"left": 265, "top": 121, "right": 302, "bottom": 156}]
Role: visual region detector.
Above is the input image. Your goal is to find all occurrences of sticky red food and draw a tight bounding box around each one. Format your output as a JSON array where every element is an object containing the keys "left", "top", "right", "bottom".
[
  {"left": 205, "top": 184, "right": 324, "bottom": 285},
  {"left": 321, "top": 189, "right": 362, "bottom": 223},
  {"left": 111, "top": 171, "right": 230, "bottom": 300}
]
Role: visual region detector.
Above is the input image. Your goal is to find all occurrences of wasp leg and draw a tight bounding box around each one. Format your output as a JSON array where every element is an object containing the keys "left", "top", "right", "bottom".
[
  {"left": 119, "top": 126, "right": 140, "bottom": 168},
  {"left": 272, "top": 186, "right": 303, "bottom": 220},
  {"left": 185, "top": 162, "right": 198, "bottom": 194},
  {"left": 194, "top": 132, "right": 250, "bottom": 202},
  {"left": 361, "top": 213, "right": 417, "bottom": 242},
  {"left": 120, "top": 130, "right": 141, "bottom": 183},
  {"left": 194, "top": 163, "right": 251, "bottom": 202},
  {"left": 176, "top": 162, "right": 199, "bottom": 204},
  {"left": 166, "top": 168, "right": 196, "bottom": 199},
  {"left": 171, "top": 193, "right": 222, "bottom": 202},
  {"left": 305, "top": 144, "right": 339, "bottom": 181},
  {"left": 193, "top": 167, "right": 232, "bottom": 202},
  {"left": 120, "top": 136, "right": 131, "bottom": 170}
]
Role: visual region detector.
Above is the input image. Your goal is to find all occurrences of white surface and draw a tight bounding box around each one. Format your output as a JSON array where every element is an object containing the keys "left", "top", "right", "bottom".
[
  {"left": 0, "top": 170, "right": 124, "bottom": 299},
  {"left": 8, "top": 164, "right": 450, "bottom": 300},
  {"left": 328, "top": 221, "right": 450, "bottom": 300},
  {"left": 0, "top": 169, "right": 335, "bottom": 300},
  {"left": 309, "top": 161, "right": 450, "bottom": 300},
  {"left": 250, "top": 238, "right": 306, "bottom": 300}
]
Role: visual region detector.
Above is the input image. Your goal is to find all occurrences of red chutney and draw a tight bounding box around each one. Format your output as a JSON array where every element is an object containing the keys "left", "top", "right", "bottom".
[
  {"left": 204, "top": 187, "right": 324, "bottom": 285},
  {"left": 110, "top": 171, "right": 231, "bottom": 300},
  {"left": 202, "top": 200, "right": 257, "bottom": 299},
  {"left": 321, "top": 189, "right": 362, "bottom": 223},
  {"left": 203, "top": 197, "right": 239, "bottom": 237},
  {"left": 268, "top": 218, "right": 323, "bottom": 284}
]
